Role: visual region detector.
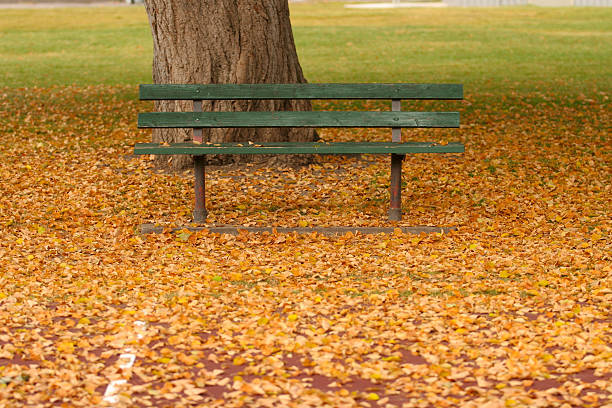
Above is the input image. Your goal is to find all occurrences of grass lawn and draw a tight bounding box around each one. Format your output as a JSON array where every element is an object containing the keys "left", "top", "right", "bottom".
[
  {"left": 0, "top": 4, "right": 610, "bottom": 95},
  {"left": 0, "top": 4, "right": 610, "bottom": 408}
]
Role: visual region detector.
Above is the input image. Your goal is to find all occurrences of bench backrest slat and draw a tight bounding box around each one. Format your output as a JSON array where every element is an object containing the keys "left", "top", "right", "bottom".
[
  {"left": 139, "top": 83, "right": 463, "bottom": 101},
  {"left": 138, "top": 111, "right": 460, "bottom": 129}
]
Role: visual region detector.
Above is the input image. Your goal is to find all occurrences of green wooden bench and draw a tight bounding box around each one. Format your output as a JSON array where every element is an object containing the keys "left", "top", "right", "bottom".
[{"left": 134, "top": 83, "right": 464, "bottom": 223}]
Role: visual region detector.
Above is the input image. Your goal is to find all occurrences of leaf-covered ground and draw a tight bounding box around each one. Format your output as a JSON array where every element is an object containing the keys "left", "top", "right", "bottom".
[{"left": 0, "top": 86, "right": 609, "bottom": 407}]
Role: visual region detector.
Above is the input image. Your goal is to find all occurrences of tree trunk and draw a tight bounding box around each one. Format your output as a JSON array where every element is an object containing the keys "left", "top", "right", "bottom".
[{"left": 143, "top": 0, "right": 317, "bottom": 169}]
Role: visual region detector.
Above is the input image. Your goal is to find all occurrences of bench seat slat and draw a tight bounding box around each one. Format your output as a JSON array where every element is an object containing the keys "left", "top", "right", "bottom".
[
  {"left": 138, "top": 111, "right": 460, "bottom": 129},
  {"left": 134, "top": 141, "right": 465, "bottom": 155},
  {"left": 139, "top": 83, "right": 463, "bottom": 100}
]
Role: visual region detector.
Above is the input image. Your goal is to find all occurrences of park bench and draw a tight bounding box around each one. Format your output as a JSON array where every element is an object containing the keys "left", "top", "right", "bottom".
[{"left": 134, "top": 83, "right": 464, "bottom": 223}]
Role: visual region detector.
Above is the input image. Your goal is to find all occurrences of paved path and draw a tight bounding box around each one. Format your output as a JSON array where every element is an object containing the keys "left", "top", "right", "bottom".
[{"left": 346, "top": 2, "right": 447, "bottom": 7}]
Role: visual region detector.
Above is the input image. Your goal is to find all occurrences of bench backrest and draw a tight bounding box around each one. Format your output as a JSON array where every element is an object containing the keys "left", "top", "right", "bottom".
[
  {"left": 138, "top": 83, "right": 462, "bottom": 129},
  {"left": 140, "top": 83, "right": 462, "bottom": 100}
]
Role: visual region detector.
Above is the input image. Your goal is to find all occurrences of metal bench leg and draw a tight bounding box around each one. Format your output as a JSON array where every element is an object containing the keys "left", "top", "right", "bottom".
[
  {"left": 192, "top": 99, "right": 207, "bottom": 223},
  {"left": 388, "top": 153, "right": 403, "bottom": 221},
  {"left": 388, "top": 99, "right": 403, "bottom": 221},
  {"left": 193, "top": 156, "right": 207, "bottom": 223}
]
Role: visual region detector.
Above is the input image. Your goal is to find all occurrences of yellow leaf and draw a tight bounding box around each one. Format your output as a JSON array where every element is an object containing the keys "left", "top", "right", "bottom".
[
  {"left": 257, "top": 317, "right": 269, "bottom": 326},
  {"left": 537, "top": 280, "right": 549, "bottom": 287},
  {"left": 298, "top": 220, "right": 308, "bottom": 227},
  {"left": 229, "top": 272, "right": 243, "bottom": 281},
  {"left": 540, "top": 353, "right": 553, "bottom": 362},
  {"left": 233, "top": 356, "right": 245, "bottom": 366},
  {"left": 469, "top": 243, "right": 478, "bottom": 250},
  {"left": 366, "top": 393, "right": 380, "bottom": 401},
  {"left": 78, "top": 317, "right": 90, "bottom": 325},
  {"left": 176, "top": 230, "right": 191, "bottom": 242},
  {"left": 57, "top": 341, "right": 74, "bottom": 354},
  {"left": 499, "top": 271, "right": 510, "bottom": 278},
  {"left": 287, "top": 314, "right": 298, "bottom": 322},
  {"left": 158, "top": 357, "right": 172, "bottom": 364}
]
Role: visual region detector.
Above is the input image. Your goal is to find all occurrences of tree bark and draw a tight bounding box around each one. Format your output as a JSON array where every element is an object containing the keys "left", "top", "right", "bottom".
[{"left": 143, "top": 0, "right": 317, "bottom": 168}]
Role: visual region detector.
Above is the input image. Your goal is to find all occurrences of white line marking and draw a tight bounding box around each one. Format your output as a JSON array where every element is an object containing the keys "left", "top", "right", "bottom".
[
  {"left": 103, "top": 380, "right": 126, "bottom": 404},
  {"left": 117, "top": 353, "right": 136, "bottom": 369},
  {"left": 102, "top": 320, "right": 148, "bottom": 404},
  {"left": 135, "top": 320, "right": 147, "bottom": 339}
]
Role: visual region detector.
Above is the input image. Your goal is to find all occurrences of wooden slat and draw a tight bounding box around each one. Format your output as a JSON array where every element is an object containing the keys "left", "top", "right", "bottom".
[
  {"left": 133, "top": 141, "right": 465, "bottom": 155},
  {"left": 139, "top": 83, "right": 463, "bottom": 100},
  {"left": 138, "top": 111, "right": 460, "bottom": 129}
]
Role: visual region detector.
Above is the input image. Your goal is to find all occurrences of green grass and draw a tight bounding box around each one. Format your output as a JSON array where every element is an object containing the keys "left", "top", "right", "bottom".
[
  {"left": 0, "top": 4, "right": 610, "bottom": 95},
  {"left": 0, "top": 8, "right": 152, "bottom": 87}
]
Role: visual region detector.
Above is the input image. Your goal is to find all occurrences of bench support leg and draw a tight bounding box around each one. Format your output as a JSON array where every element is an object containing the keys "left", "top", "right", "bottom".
[
  {"left": 388, "top": 99, "right": 403, "bottom": 221},
  {"left": 388, "top": 153, "right": 404, "bottom": 221},
  {"left": 193, "top": 156, "right": 207, "bottom": 223},
  {"left": 192, "top": 100, "right": 207, "bottom": 223}
]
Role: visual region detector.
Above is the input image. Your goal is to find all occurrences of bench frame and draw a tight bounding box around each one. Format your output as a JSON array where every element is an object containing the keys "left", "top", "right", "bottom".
[{"left": 135, "top": 83, "right": 463, "bottom": 223}]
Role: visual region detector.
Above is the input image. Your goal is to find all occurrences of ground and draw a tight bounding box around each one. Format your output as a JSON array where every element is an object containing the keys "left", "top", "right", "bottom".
[{"left": 0, "top": 86, "right": 609, "bottom": 407}]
